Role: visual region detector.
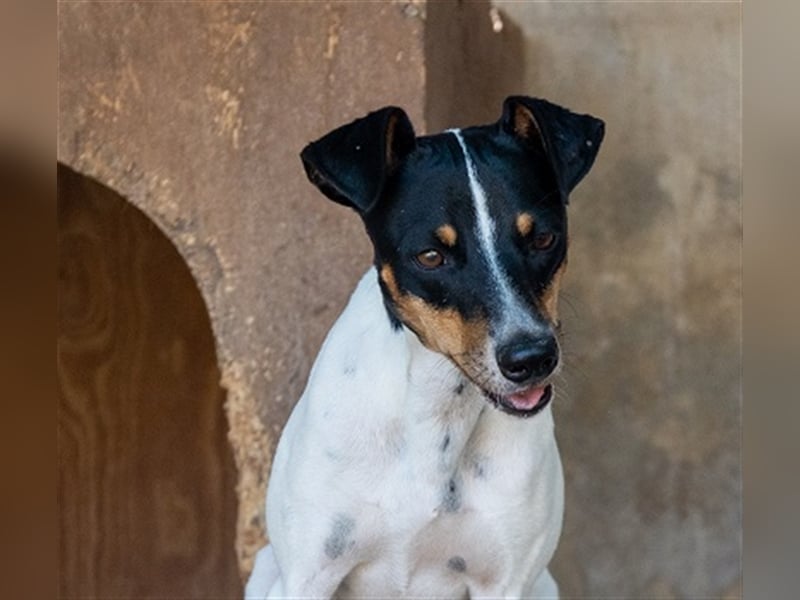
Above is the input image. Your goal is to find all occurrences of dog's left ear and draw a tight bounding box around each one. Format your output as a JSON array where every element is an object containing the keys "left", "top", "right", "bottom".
[
  {"left": 501, "top": 96, "right": 605, "bottom": 203},
  {"left": 300, "top": 107, "right": 416, "bottom": 215}
]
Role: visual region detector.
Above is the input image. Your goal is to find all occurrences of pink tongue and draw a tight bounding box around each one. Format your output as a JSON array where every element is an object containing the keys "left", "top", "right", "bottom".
[{"left": 508, "top": 386, "right": 548, "bottom": 410}]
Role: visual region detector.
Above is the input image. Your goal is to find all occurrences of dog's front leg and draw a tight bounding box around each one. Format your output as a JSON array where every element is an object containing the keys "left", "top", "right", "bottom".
[
  {"left": 251, "top": 567, "right": 348, "bottom": 600},
  {"left": 467, "top": 568, "right": 559, "bottom": 600},
  {"left": 245, "top": 545, "right": 280, "bottom": 598},
  {"left": 273, "top": 561, "right": 353, "bottom": 599},
  {"left": 246, "top": 543, "right": 353, "bottom": 600},
  {"left": 529, "top": 568, "right": 559, "bottom": 599}
]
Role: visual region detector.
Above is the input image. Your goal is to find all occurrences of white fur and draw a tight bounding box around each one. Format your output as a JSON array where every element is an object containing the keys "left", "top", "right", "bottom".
[{"left": 245, "top": 271, "right": 564, "bottom": 599}]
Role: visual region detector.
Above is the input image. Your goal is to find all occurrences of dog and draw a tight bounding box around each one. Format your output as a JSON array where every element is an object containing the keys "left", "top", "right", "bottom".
[{"left": 245, "top": 96, "right": 604, "bottom": 599}]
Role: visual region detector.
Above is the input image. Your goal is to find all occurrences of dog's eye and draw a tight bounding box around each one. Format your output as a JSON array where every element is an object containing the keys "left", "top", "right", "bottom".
[
  {"left": 415, "top": 249, "right": 445, "bottom": 269},
  {"left": 529, "top": 232, "right": 556, "bottom": 251}
]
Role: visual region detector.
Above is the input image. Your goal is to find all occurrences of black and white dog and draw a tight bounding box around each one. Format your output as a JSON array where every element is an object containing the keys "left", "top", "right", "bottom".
[{"left": 245, "top": 96, "right": 604, "bottom": 599}]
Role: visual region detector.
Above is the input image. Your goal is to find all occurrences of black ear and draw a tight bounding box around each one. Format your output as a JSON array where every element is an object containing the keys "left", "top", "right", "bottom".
[
  {"left": 501, "top": 96, "right": 605, "bottom": 203},
  {"left": 300, "top": 106, "right": 416, "bottom": 214}
]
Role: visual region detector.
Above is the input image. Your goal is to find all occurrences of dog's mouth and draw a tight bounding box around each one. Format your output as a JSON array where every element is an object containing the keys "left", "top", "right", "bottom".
[{"left": 485, "top": 384, "right": 553, "bottom": 418}]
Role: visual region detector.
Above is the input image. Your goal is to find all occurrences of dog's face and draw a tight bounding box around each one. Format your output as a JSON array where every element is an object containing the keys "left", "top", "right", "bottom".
[{"left": 301, "top": 96, "right": 604, "bottom": 416}]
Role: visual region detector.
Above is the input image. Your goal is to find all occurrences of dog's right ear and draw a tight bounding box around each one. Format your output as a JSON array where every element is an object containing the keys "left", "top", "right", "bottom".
[{"left": 300, "top": 107, "right": 416, "bottom": 215}]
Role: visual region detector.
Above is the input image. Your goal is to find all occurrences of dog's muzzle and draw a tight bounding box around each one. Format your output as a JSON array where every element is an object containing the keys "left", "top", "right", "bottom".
[{"left": 489, "top": 334, "right": 559, "bottom": 417}]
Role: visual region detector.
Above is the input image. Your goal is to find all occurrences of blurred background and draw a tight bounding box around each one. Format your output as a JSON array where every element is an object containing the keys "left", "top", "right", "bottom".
[{"left": 58, "top": 1, "right": 740, "bottom": 598}]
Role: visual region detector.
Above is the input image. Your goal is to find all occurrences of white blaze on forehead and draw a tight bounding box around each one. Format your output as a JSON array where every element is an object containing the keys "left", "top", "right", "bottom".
[{"left": 448, "top": 128, "right": 529, "bottom": 329}]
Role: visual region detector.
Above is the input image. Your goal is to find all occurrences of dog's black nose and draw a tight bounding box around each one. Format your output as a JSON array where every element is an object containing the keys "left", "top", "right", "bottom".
[{"left": 496, "top": 335, "right": 559, "bottom": 383}]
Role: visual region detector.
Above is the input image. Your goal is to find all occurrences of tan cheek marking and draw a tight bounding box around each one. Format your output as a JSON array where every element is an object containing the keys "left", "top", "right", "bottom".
[
  {"left": 381, "top": 263, "right": 486, "bottom": 360},
  {"left": 396, "top": 295, "right": 487, "bottom": 360},
  {"left": 516, "top": 212, "right": 534, "bottom": 237},
  {"left": 435, "top": 224, "right": 458, "bottom": 247},
  {"left": 380, "top": 264, "right": 401, "bottom": 300},
  {"left": 540, "top": 262, "right": 567, "bottom": 324}
]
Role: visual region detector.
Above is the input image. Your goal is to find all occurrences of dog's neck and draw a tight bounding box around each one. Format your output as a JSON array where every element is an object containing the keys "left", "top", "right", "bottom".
[
  {"left": 336, "top": 269, "right": 553, "bottom": 464},
  {"left": 394, "top": 327, "right": 484, "bottom": 469},
  {"left": 402, "top": 327, "right": 480, "bottom": 419}
]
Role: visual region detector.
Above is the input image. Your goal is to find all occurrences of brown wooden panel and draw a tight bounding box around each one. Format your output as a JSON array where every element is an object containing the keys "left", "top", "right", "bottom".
[{"left": 58, "top": 164, "right": 242, "bottom": 599}]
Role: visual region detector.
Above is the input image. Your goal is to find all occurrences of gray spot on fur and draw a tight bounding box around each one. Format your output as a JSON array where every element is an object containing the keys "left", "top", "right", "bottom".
[
  {"left": 442, "top": 477, "right": 461, "bottom": 512},
  {"left": 441, "top": 433, "right": 451, "bottom": 452},
  {"left": 454, "top": 381, "right": 465, "bottom": 395},
  {"left": 343, "top": 363, "right": 356, "bottom": 376},
  {"left": 470, "top": 454, "right": 490, "bottom": 479},
  {"left": 448, "top": 555, "right": 467, "bottom": 573},
  {"left": 324, "top": 514, "right": 355, "bottom": 559}
]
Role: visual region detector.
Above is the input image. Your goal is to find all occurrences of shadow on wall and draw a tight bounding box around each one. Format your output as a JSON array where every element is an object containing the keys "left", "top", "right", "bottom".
[
  {"left": 425, "top": 0, "right": 527, "bottom": 130},
  {"left": 57, "top": 164, "right": 242, "bottom": 598}
]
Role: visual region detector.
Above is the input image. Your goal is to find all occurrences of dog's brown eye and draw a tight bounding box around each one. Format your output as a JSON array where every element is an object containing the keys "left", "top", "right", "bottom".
[
  {"left": 415, "top": 249, "right": 445, "bottom": 269},
  {"left": 530, "top": 232, "right": 556, "bottom": 251}
]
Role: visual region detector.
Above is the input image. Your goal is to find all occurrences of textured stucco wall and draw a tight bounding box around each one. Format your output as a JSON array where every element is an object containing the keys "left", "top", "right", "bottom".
[{"left": 58, "top": 0, "right": 428, "bottom": 575}]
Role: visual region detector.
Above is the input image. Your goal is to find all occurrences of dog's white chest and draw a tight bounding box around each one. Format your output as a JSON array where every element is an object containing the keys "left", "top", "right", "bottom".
[
  {"left": 257, "top": 272, "right": 564, "bottom": 598},
  {"left": 331, "top": 410, "right": 563, "bottom": 598}
]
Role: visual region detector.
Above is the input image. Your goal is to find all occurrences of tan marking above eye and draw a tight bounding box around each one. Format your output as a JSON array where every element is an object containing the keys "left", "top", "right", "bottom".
[
  {"left": 435, "top": 224, "right": 458, "bottom": 247},
  {"left": 516, "top": 212, "right": 535, "bottom": 237},
  {"left": 416, "top": 249, "right": 444, "bottom": 269}
]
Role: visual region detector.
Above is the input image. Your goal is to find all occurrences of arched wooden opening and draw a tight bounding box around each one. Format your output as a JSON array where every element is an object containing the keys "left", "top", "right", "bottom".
[{"left": 58, "top": 163, "right": 242, "bottom": 598}]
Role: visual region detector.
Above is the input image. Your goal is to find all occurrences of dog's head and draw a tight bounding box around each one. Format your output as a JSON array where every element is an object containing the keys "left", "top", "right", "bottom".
[{"left": 301, "top": 96, "right": 604, "bottom": 417}]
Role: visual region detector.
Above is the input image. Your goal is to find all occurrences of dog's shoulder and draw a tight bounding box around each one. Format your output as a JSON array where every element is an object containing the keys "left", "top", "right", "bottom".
[
  {"left": 272, "top": 270, "right": 410, "bottom": 472},
  {"left": 306, "top": 268, "right": 408, "bottom": 405}
]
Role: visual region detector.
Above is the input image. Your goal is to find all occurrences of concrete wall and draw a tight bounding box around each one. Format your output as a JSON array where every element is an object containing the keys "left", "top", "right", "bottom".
[{"left": 59, "top": 1, "right": 740, "bottom": 596}]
